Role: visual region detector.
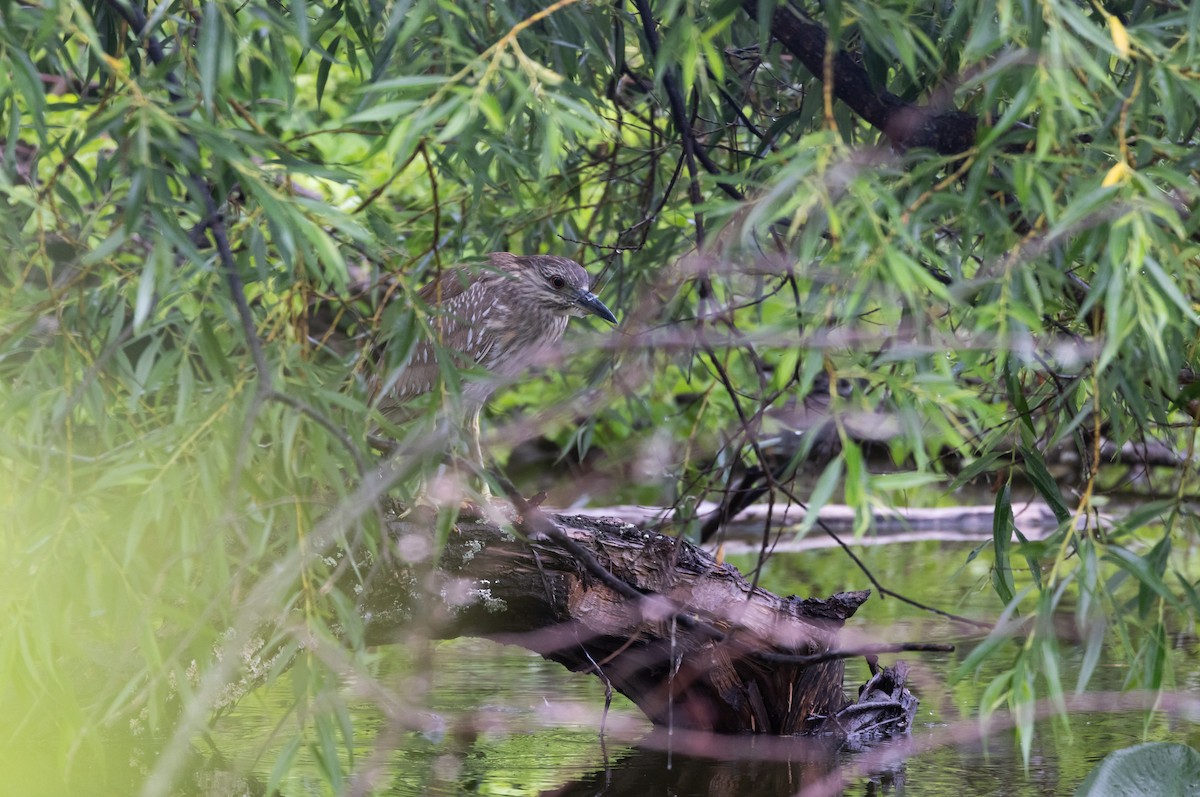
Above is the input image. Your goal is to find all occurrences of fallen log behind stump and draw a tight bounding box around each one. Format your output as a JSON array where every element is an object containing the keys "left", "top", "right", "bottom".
[{"left": 358, "top": 509, "right": 917, "bottom": 737}]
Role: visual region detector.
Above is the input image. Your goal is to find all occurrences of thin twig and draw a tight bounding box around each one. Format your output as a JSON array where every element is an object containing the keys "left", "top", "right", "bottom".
[
  {"left": 770, "top": 479, "right": 994, "bottom": 630},
  {"left": 631, "top": 0, "right": 704, "bottom": 246},
  {"left": 267, "top": 390, "right": 369, "bottom": 479},
  {"left": 417, "top": 141, "right": 442, "bottom": 270},
  {"left": 760, "top": 642, "right": 954, "bottom": 666}
]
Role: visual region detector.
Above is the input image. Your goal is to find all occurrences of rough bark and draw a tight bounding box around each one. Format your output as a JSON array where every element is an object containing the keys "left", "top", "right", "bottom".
[{"left": 357, "top": 508, "right": 917, "bottom": 737}]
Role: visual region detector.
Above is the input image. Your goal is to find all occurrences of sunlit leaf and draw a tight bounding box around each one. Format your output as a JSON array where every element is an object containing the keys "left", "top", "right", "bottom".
[
  {"left": 1107, "top": 16, "right": 1131, "bottom": 60},
  {"left": 1100, "top": 160, "right": 1131, "bottom": 187}
]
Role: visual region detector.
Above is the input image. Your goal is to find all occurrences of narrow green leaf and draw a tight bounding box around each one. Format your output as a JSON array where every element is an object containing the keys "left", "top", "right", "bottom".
[
  {"left": 957, "top": 585, "right": 1031, "bottom": 677},
  {"left": 978, "top": 80, "right": 1037, "bottom": 151},
  {"left": 292, "top": 0, "right": 310, "bottom": 47},
  {"left": 757, "top": 109, "right": 806, "bottom": 156},
  {"left": 199, "top": 2, "right": 222, "bottom": 111},
  {"left": 358, "top": 75, "right": 451, "bottom": 93},
  {"left": 300, "top": 222, "right": 348, "bottom": 290},
  {"left": 267, "top": 736, "right": 304, "bottom": 797},
  {"left": 133, "top": 252, "right": 160, "bottom": 333},
  {"left": 1006, "top": 364, "right": 1036, "bottom": 438},
  {"left": 7, "top": 46, "right": 47, "bottom": 141},
  {"left": 978, "top": 669, "right": 1013, "bottom": 716},
  {"left": 346, "top": 99, "right": 423, "bottom": 124},
  {"left": 794, "top": 456, "right": 843, "bottom": 539},
  {"left": 949, "top": 450, "right": 1007, "bottom": 490},
  {"left": 992, "top": 484, "right": 1016, "bottom": 605},
  {"left": 1013, "top": 526, "right": 1043, "bottom": 589},
  {"left": 1104, "top": 546, "right": 1179, "bottom": 608},
  {"left": 82, "top": 229, "right": 129, "bottom": 265},
  {"left": 871, "top": 470, "right": 941, "bottom": 491},
  {"left": 843, "top": 441, "right": 866, "bottom": 534},
  {"left": 1144, "top": 621, "right": 1167, "bottom": 691},
  {"left": 1175, "top": 572, "right": 1200, "bottom": 617},
  {"left": 1018, "top": 445, "right": 1071, "bottom": 524},
  {"left": 1143, "top": 257, "right": 1199, "bottom": 323},
  {"left": 316, "top": 36, "right": 340, "bottom": 109},
  {"left": 1012, "top": 658, "right": 1036, "bottom": 766},
  {"left": 313, "top": 713, "right": 344, "bottom": 792},
  {"left": 1075, "top": 616, "right": 1106, "bottom": 694}
]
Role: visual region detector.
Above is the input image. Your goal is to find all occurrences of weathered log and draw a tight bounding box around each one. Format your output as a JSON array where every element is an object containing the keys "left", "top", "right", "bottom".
[{"left": 358, "top": 508, "right": 918, "bottom": 737}]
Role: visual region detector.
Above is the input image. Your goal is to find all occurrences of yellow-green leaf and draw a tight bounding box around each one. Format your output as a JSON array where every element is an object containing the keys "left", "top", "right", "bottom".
[
  {"left": 1109, "top": 16, "right": 1131, "bottom": 60},
  {"left": 1101, "top": 161, "right": 1131, "bottom": 188}
]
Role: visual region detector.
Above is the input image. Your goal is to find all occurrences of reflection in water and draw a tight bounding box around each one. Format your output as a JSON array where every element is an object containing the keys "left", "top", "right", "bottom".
[
  {"left": 581, "top": 727, "right": 916, "bottom": 797},
  {"left": 403, "top": 725, "right": 900, "bottom": 797},
  {"left": 199, "top": 540, "right": 1200, "bottom": 797},
  {"left": 543, "top": 743, "right": 853, "bottom": 797}
]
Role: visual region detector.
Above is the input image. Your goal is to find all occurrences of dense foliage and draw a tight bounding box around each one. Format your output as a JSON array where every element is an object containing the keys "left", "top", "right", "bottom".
[{"left": 2, "top": 0, "right": 1198, "bottom": 791}]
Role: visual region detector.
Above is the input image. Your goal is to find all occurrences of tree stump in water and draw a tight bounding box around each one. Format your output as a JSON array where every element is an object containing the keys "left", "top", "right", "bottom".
[{"left": 359, "top": 508, "right": 917, "bottom": 738}]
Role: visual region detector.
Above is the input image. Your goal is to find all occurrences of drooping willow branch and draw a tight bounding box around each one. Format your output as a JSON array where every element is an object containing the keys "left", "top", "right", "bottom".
[{"left": 99, "top": 0, "right": 371, "bottom": 481}]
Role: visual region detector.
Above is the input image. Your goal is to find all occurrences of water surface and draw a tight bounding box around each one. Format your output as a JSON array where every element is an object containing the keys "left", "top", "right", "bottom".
[{"left": 209, "top": 537, "right": 1200, "bottom": 796}]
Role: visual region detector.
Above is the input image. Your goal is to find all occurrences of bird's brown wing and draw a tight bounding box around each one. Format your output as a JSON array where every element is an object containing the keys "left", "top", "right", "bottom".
[
  {"left": 373, "top": 271, "right": 503, "bottom": 422},
  {"left": 405, "top": 255, "right": 519, "bottom": 380},
  {"left": 414, "top": 253, "right": 516, "bottom": 306},
  {"left": 416, "top": 266, "right": 473, "bottom": 306}
]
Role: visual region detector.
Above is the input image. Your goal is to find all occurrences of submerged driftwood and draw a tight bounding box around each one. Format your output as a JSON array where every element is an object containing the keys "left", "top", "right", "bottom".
[{"left": 357, "top": 507, "right": 918, "bottom": 738}]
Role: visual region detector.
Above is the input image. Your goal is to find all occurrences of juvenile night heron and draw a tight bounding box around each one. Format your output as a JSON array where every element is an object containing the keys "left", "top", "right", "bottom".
[{"left": 370, "top": 252, "right": 617, "bottom": 482}]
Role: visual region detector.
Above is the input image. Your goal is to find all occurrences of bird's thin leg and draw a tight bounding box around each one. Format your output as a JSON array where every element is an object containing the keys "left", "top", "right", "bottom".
[{"left": 468, "top": 404, "right": 491, "bottom": 501}]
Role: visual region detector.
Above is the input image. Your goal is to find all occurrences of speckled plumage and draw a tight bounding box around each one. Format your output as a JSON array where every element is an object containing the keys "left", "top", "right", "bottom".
[{"left": 371, "top": 252, "right": 616, "bottom": 427}]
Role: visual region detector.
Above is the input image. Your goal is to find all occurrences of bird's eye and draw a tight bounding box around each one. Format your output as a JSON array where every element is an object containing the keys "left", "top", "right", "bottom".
[{"left": 550, "top": 275, "right": 566, "bottom": 289}]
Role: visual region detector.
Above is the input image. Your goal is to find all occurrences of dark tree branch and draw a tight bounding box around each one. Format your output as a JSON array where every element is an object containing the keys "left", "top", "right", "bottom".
[
  {"left": 741, "top": 0, "right": 978, "bottom": 155},
  {"left": 632, "top": 0, "right": 707, "bottom": 244},
  {"left": 102, "top": 0, "right": 179, "bottom": 98},
  {"left": 631, "top": 0, "right": 744, "bottom": 226}
]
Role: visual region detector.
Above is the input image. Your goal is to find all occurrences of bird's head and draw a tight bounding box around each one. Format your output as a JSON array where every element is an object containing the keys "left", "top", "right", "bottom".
[{"left": 504, "top": 254, "right": 618, "bottom": 324}]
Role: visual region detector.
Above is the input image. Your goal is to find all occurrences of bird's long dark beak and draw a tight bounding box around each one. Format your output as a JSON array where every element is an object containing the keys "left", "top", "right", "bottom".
[{"left": 576, "top": 290, "right": 617, "bottom": 324}]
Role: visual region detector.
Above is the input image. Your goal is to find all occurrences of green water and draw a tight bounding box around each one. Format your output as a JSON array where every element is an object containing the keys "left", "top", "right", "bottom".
[
  {"left": 200, "top": 539, "right": 1200, "bottom": 796},
  {"left": 18, "top": 539, "right": 1199, "bottom": 796}
]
